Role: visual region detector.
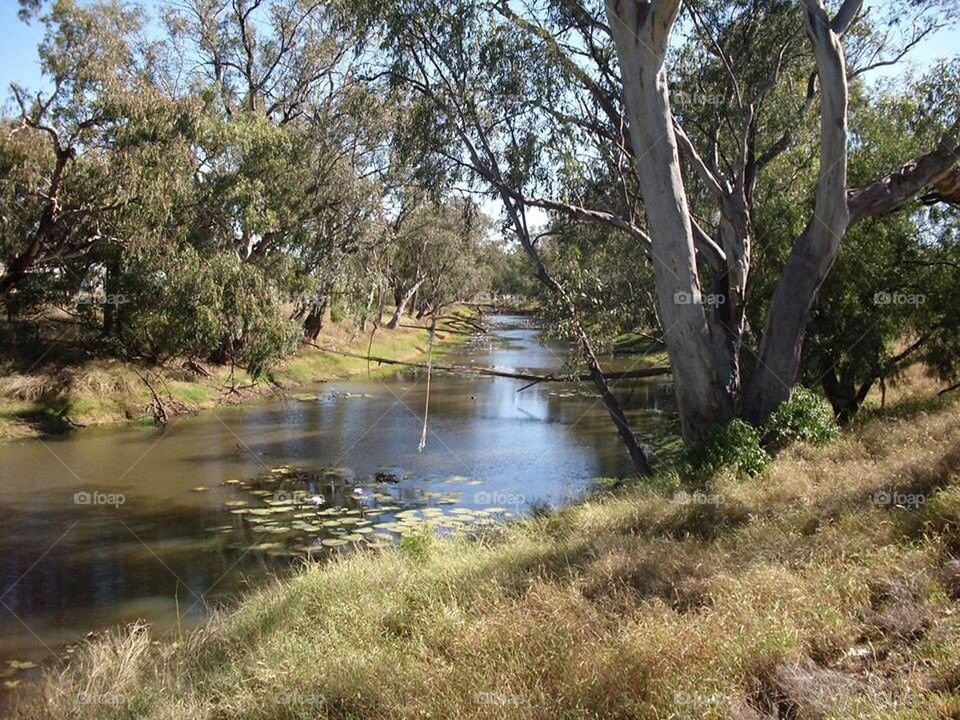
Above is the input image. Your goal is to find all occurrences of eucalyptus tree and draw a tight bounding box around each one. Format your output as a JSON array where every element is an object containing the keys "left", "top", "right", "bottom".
[
  {"left": 162, "top": 0, "right": 385, "bottom": 340},
  {"left": 412, "top": 197, "right": 493, "bottom": 318},
  {"left": 356, "top": 0, "right": 959, "bottom": 468},
  {"left": 750, "top": 71, "right": 960, "bottom": 422},
  {"left": 0, "top": 0, "right": 185, "bottom": 303},
  {"left": 604, "top": 0, "right": 959, "bottom": 439},
  {"left": 381, "top": 194, "right": 438, "bottom": 328},
  {"left": 353, "top": 0, "right": 660, "bottom": 474}
]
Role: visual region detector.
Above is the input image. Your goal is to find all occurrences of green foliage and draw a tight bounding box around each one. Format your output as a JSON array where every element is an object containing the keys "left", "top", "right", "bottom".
[
  {"left": 683, "top": 419, "right": 770, "bottom": 481},
  {"left": 108, "top": 246, "right": 300, "bottom": 375},
  {"left": 762, "top": 387, "right": 839, "bottom": 452},
  {"left": 1, "top": 0, "right": 506, "bottom": 380},
  {"left": 793, "top": 65, "right": 960, "bottom": 421},
  {"left": 398, "top": 530, "right": 433, "bottom": 561}
]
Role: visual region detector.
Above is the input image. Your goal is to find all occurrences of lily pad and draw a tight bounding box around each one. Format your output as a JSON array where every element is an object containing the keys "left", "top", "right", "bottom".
[
  {"left": 6, "top": 660, "right": 37, "bottom": 670},
  {"left": 250, "top": 542, "right": 284, "bottom": 552}
]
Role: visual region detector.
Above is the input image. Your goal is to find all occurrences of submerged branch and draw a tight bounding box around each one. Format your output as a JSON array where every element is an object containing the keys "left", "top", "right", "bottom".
[{"left": 301, "top": 342, "right": 672, "bottom": 384}]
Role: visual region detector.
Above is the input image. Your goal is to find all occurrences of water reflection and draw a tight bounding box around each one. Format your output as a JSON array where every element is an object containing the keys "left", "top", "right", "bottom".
[{"left": 0, "top": 314, "right": 675, "bottom": 674}]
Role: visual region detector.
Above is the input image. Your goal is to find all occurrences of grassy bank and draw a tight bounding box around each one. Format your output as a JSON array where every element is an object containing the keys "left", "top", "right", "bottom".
[
  {"left": 0, "top": 310, "right": 476, "bottom": 441},
  {"left": 10, "top": 391, "right": 960, "bottom": 718}
]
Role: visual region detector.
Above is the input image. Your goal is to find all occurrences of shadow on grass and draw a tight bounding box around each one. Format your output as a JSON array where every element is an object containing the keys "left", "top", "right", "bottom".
[{"left": 0, "top": 405, "right": 76, "bottom": 437}]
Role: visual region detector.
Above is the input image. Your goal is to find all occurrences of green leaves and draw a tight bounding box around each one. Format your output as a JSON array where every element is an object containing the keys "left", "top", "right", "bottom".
[
  {"left": 683, "top": 419, "right": 770, "bottom": 481},
  {"left": 762, "top": 387, "right": 839, "bottom": 452}
]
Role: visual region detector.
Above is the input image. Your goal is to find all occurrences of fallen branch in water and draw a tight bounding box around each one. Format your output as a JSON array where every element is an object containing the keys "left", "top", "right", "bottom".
[
  {"left": 302, "top": 341, "right": 671, "bottom": 385},
  {"left": 134, "top": 368, "right": 169, "bottom": 424}
]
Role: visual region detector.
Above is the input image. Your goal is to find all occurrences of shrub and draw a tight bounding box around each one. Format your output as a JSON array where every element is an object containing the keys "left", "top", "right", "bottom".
[
  {"left": 399, "top": 530, "right": 433, "bottom": 561},
  {"left": 683, "top": 419, "right": 770, "bottom": 480},
  {"left": 763, "top": 387, "right": 839, "bottom": 452}
]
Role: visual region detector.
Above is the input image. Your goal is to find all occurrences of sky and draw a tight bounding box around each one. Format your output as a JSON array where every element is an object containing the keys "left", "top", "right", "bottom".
[{"left": 3, "top": 0, "right": 957, "bottom": 96}]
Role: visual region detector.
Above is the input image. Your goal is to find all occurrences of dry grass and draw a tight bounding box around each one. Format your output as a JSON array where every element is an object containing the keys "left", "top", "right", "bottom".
[{"left": 9, "top": 394, "right": 960, "bottom": 719}]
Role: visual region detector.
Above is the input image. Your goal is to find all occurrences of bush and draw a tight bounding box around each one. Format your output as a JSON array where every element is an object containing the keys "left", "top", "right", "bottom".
[
  {"left": 683, "top": 419, "right": 770, "bottom": 480},
  {"left": 399, "top": 530, "right": 433, "bottom": 561},
  {"left": 762, "top": 387, "right": 839, "bottom": 452}
]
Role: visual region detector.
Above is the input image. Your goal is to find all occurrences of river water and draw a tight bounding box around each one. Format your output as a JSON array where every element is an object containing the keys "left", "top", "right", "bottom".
[{"left": 0, "top": 314, "right": 675, "bottom": 680}]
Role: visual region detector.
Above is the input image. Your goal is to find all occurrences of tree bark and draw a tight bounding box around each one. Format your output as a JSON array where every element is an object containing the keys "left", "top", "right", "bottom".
[
  {"left": 0, "top": 148, "right": 71, "bottom": 299},
  {"left": 385, "top": 279, "right": 425, "bottom": 329},
  {"left": 605, "top": 0, "right": 734, "bottom": 443},
  {"left": 302, "top": 295, "right": 329, "bottom": 341},
  {"left": 743, "top": 0, "right": 855, "bottom": 426}
]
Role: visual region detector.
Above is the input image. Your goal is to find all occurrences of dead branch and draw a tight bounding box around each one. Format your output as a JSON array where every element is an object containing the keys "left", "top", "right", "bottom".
[{"left": 302, "top": 341, "right": 672, "bottom": 384}]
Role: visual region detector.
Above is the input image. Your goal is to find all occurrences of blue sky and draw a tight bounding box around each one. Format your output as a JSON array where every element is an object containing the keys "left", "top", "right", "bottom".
[{"left": 1, "top": 0, "right": 46, "bottom": 98}]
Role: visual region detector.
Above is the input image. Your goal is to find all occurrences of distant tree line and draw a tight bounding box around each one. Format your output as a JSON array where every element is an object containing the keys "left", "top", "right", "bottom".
[{"left": 0, "top": 0, "right": 524, "bottom": 374}]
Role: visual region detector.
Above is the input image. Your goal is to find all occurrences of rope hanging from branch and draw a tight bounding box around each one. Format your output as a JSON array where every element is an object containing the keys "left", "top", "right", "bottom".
[{"left": 418, "top": 315, "right": 436, "bottom": 452}]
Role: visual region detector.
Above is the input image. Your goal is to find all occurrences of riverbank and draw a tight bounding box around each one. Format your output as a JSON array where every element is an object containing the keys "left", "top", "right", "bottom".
[
  {"left": 10, "top": 390, "right": 960, "bottom": 718},
  {"left": 0, "top": 309, "right": 477, "bottom": 441}
]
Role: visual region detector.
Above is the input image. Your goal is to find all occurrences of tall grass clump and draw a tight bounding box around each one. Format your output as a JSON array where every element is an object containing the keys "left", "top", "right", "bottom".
[
  {"left": 683, "top": 418, "right": 770, "bottom": 481},
  {"left": 8, "top": 395, "right": 960, "bottom": 720}
]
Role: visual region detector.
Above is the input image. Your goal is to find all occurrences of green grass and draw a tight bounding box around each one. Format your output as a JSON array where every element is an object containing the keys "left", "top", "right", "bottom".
[
  {"left": 611, "top": 331, "right": 669, "bottom": 365},
  {"left": 11, "top": 396, "right": 960, "bottom": 719}
]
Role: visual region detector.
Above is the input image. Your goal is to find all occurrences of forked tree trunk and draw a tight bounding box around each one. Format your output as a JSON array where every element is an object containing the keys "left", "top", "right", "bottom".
[
  {"left": 742, "top": 0, "right": 853, "bottom": 425},
  {"left": 302, "top": 295, "right": 329, "bottom": 341},
  {"left": 303, "top": 298, "right": 327, "bottom": 340},
  {"left": 385, "top": 279, "right": 424, "bottom": 329}
]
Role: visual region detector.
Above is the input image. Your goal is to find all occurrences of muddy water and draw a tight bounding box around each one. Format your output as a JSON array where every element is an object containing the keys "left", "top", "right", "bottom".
[{"left": 0, "top": 314, "right": 675, "bottom": 678}]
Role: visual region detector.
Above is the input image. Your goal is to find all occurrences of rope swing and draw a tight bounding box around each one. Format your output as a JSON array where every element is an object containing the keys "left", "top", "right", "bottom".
[{"left": 418, "top": 314, "right": 436, "bottom": 452}]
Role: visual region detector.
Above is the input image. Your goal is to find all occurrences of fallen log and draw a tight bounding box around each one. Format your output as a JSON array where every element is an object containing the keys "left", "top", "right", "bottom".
[{"left": 302, "top": 341, "right": 671, "bottom": 384}]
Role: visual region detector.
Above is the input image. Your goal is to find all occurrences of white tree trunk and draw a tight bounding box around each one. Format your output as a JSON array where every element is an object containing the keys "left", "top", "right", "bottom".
[
  {"left": 385, "top": 278, "right": 425, "bottom": 329},
  {"left": 605, "top": 0, "right": 734, "bottom": 443},
  {"left": 743, "top": 0, "right": 854, "bottom": 424}
]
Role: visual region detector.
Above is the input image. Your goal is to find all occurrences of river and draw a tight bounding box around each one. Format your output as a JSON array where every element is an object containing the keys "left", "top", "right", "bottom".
[{"left": 0, "top": 314, "right": 675, "bottom": 682}]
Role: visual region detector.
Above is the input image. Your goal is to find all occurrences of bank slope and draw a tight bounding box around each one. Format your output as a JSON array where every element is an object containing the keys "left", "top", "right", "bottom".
[{"left": 0, "top": 309, "right": 476, "bottom": 441}]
